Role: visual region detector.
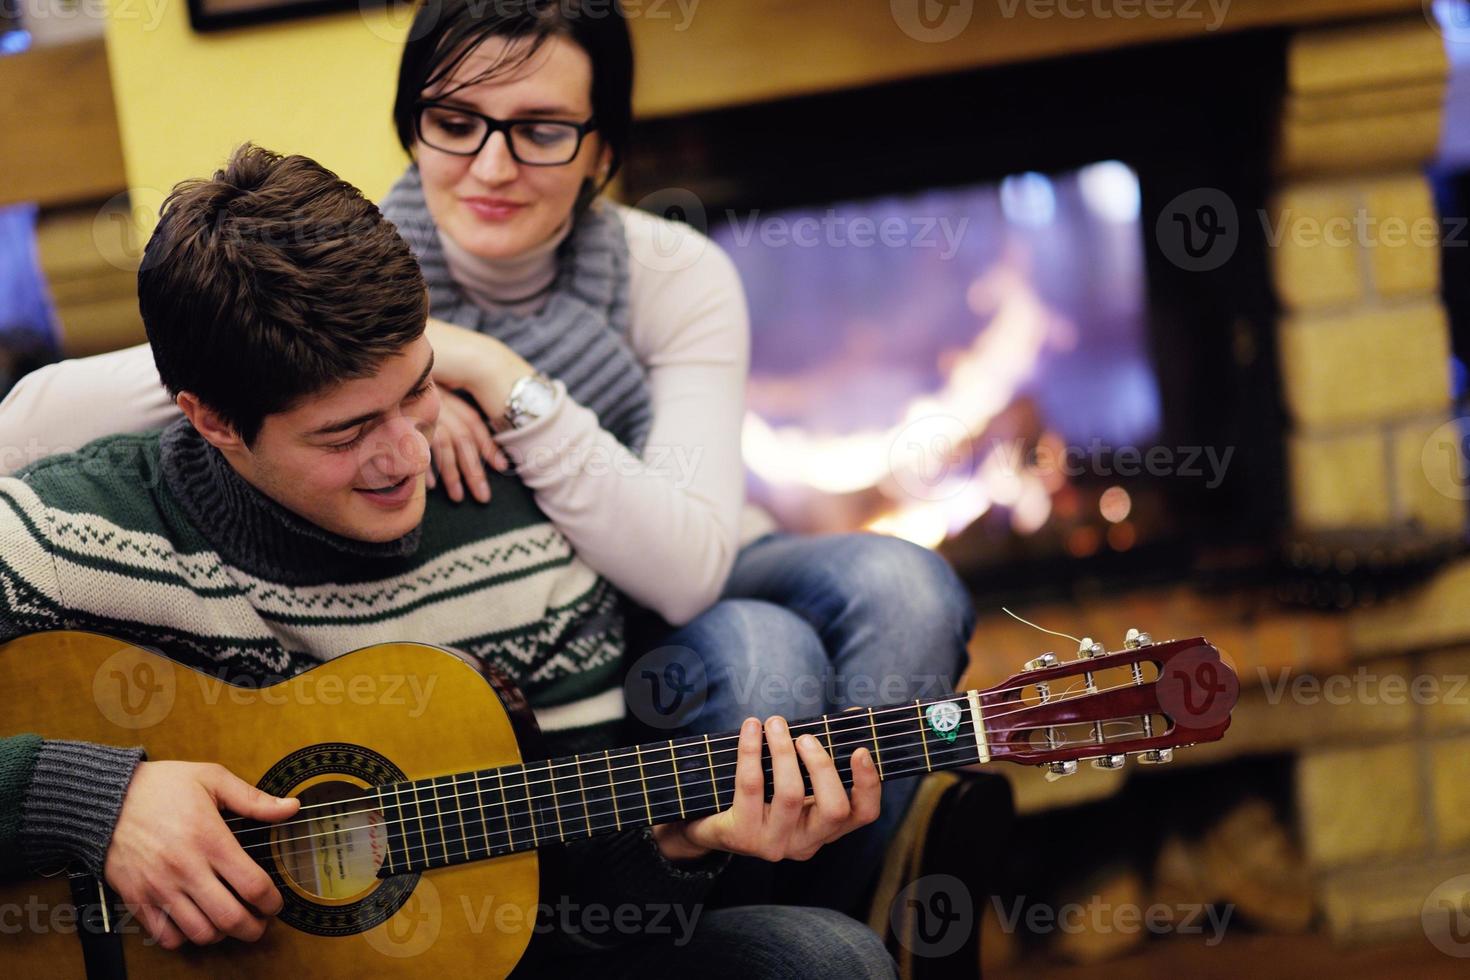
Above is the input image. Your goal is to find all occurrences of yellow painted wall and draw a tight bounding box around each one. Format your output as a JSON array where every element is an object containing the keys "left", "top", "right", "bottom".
[{"left": 103, "top": 0, "right": 413, "bottom": 226}]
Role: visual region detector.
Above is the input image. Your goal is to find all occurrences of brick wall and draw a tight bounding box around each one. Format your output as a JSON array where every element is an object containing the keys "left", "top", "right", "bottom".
[{"left": 1270, "top": 18, "right": 1463, "bottom": 539}]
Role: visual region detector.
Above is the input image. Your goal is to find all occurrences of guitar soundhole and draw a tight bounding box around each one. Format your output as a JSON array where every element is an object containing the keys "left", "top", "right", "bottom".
[
  {"left": 275, "top": 780, "right": 388, "bottom": 902},
  {"left": 255, "top": 742, "right": 417, "bottom": 937}
]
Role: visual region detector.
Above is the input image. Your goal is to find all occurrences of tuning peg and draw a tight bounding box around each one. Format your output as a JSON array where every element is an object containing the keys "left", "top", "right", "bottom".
[
  {"left": 1043, "top": 760, "right": 1078, "bottom": 781},
  {"left": 1076, "top": 637, "right": 1105, "bottom": 659},
  {"left": 1138, "top": 748, "right": 1173, "bottom": 764},
  {"left": 1092, "top": 754, "right": 1126, "bottom": 770},
  {"left": 1123, "top": 628, "right": 1153, "bottom": 649},
  {"left": 1023, "top": 652, "right": 1058, "bottom": 671}
]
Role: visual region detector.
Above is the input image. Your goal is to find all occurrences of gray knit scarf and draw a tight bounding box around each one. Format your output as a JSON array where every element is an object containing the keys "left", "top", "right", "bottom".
[{"left": 379, "top": 164, "right": 654, "bottom": 453}]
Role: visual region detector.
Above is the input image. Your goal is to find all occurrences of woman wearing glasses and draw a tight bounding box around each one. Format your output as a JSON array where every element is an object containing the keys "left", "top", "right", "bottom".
[{"left": 0, "top": 0, "right": 972, "bottom": 922}]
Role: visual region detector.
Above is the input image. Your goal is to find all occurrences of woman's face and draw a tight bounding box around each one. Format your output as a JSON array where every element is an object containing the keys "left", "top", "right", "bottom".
[{"left": 414, "top": 35, "right": 608, "bottom": 261}]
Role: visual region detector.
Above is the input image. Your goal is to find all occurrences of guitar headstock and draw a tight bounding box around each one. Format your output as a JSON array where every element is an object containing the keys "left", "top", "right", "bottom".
[{"left": 978, "top": 629, "right": 1237, "bottom": 779}]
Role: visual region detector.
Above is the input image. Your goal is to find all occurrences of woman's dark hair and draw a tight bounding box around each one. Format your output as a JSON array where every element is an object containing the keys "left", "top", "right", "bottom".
[
  {"left": 393, "top": 0, "right": 634, "bottom": 198},
  {"left": 138, "top": 143, "right": 428, "bottom": 445}
]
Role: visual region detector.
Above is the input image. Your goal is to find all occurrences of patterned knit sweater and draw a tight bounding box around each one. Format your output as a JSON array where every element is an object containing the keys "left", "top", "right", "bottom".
[{"left": 0, "top": 420, "right": 724, "bottom": 946}]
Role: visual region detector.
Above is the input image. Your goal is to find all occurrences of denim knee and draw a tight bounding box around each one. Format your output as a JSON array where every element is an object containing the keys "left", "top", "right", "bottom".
[
  {"left": 830, "top": 535, "right": 974, "bottom": 696},
  {"left": 661, "top": 598, "right": 830, "bottom": 732},
  {"left": 850, "top": 535, "right": 973, "bottom": 633},
  {"left": 699, "top": 906, "right": 896, "bottom": 980}
]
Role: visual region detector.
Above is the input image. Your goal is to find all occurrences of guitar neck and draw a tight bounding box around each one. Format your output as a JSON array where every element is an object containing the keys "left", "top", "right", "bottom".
[{"left": 371, "top": 693, "right": 989, "bottom": 876}]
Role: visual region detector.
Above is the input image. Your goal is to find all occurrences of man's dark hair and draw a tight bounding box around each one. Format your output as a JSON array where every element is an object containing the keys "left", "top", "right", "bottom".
[
  {"left": 392, "top": 0, "right": 633, "bottom": 207},
  {"left": 138, "top": 143, "right": 428, "bottom": 445}
]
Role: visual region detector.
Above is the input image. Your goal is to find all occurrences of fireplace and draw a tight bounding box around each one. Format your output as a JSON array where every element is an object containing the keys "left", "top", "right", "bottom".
[
  {"left": 627, "top": 10, "right": 1470, "bottom": 966},
  {"left": 626, "top": 28, "right": 1290, "bottom": 600}
]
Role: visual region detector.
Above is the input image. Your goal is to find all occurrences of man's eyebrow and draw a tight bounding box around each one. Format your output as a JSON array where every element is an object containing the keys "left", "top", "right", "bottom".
[{"left": 308, "top": 352, "right": 435, "bottom": 438}]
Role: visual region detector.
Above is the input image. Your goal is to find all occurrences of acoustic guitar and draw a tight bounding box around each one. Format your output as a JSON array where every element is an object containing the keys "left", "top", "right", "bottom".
[{"left": 0, "top": 628, "right": 1237, "bottom": 977}]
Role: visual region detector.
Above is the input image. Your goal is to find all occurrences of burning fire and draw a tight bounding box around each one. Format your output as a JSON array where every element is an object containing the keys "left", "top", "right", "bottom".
[{"left": 742, "top": 248, "right": 1077, "bottom": 548}]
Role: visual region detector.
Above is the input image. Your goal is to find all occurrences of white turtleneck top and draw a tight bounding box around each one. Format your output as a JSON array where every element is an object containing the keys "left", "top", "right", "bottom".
[
  {"left": 0, "top": 202, "right": 772, "bottom": 626},
  {"left": 436, "top": 215, "right": 570, "bottom": 318}
]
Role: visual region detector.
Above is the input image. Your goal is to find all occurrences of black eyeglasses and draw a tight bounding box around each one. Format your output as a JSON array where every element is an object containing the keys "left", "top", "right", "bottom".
[{"left": 414, "top": 101, "right": 597, "bottom": 166}]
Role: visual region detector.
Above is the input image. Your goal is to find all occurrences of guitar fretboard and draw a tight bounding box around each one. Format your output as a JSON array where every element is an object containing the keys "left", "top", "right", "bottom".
[{"left": 373, "top": 693, "right": 987, "bottom": 876}]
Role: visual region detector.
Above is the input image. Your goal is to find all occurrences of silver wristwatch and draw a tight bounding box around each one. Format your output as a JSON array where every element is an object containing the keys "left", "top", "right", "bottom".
[{"left": 503, "top": 372, "right": 557, "bottom": 430}]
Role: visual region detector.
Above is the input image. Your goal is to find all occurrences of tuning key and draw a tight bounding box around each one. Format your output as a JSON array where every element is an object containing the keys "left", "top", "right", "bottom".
[
  {"left": 1043, "top": 760, "right": 1078, "bottom": 781},
  {"left": 1023, "top": 652, "right": 1058, "bottom": 671},
  {"left": 1076, "top": 637, "right": 1105, "bottom": 659},
  {"left": 1123, "top": 628, "right": 1153, "bottom": 649},
  {"left": 1092, "top": 754, "right": 1127, "bottom": 770},
  {"left": 1138, "top": 748, "right": 1174, "bottom": 765}
]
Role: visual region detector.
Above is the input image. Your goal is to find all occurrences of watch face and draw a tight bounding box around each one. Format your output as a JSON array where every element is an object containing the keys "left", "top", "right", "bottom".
[{"left": 517, "top": 377, "right": 557, "bottom": 420}]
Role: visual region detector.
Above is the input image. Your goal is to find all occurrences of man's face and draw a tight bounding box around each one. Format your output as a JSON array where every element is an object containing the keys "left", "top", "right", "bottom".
[{"left": 225, "top": 337, "right": 442, "bottom": 543}]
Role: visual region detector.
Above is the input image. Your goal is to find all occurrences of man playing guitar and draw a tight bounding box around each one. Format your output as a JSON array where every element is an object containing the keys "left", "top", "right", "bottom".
[{"left": 0, "top": 144, "right": 895, "bottom": 978}]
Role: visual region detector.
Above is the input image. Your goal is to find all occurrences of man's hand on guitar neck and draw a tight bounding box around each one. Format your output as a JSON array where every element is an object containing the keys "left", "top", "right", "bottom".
[
  {"left": 103, "top": 761, "right": 300, "bottom": 949},
  {"left": 651, "top": 715, "right": 882, "bottom": 864}
]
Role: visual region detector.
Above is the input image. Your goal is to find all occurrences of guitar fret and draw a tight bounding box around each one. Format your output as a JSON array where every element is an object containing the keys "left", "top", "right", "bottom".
[
  {"left": 433, "top": 777, "right": 450, "bottom": 863},
  {"left": 380, "top": 786, "right": 399, "bottom": 875},
  {"left": 606, "top": 750, "right": 621, "bottom": 831},
  {"left": 703, "top": 734, "right": 721, "bottom": 810},
  {"left": 411, "top": 780, "right": 431, "bottom": 868},
  {"left": 916, "top": 700, "right": 934, "bottom": 772},
  {"left": 448, "top": 774, "right": 467, "bottom": 860},
  {"left": 579, "top": 749, "right": 614, "bottom": 838},
  {"left": 669, "top": 741, "right": 686, "bottom": 819},
  {"left": 574, "top": 754, "right": 593, "bottom": 837},
  {"left": 828, "top": 707, "right": 874, "bottom": 789},
  {"left": 472, "top": 769, "right": 491, "bottom": 856},
  {"left": 867, "top": 707, "right": 885, "bottom": 779},
  {"left": 522, "top": 765, "right": 539, "bottom": 848},
  {"left": 548, "top": 762, "right": 565, "bottom": 841},
  {"left": 498, "top": 769, "right": 514, "bottom": 851},
  {"left": 634, "top": 745, "right": 653, "bottom": 824},
  {"left": 401, "top": 781, "right": 425, "bottom": 872},
  {"left": 823, "top": 715, "right": 835, "bottom": 757}
]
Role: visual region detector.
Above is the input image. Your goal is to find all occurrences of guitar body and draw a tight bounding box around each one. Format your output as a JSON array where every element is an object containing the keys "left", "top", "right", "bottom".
[{"left": 0, "top": 631, "right": 540, "bottom": 979}]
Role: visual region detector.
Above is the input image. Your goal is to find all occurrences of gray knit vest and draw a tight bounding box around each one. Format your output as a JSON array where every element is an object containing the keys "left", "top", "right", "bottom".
[{"left": 379, "top": 165, "right": 654, "bottom": 453}]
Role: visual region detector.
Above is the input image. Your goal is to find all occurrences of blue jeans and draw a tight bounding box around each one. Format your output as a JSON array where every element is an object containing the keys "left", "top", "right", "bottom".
[
  {"left": 556, "top": 905, "right": 896, "bottom": 979},
  {"left": 627, "top": 532, "right": 975, "bottom": 913}
]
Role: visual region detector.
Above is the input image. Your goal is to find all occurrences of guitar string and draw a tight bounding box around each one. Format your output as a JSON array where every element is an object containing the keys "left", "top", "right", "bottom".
[
  {"left": 217, "top": 655, "right": 1162, "bottom": 827},
  {"left": 222, "top": 660, "right": 1164, "bottom": 829},
  {"left": 230, "top": 675, "right": 1163, "bottom": 849},
  {"left": 242, "top": 740, "right": 1024, "bottom": 861},
  {"left": 1000, "top": 607, "right": 1085, "bottom": 644},
  {"left": 254, "top": 728, "right": 1156, "bottom": 871},
  {"left": 225, "top": 674, "right": 1146, "bottom": 839},
  {"left": 234, "top": 681, "right": 1168, "bottom": 855}
]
